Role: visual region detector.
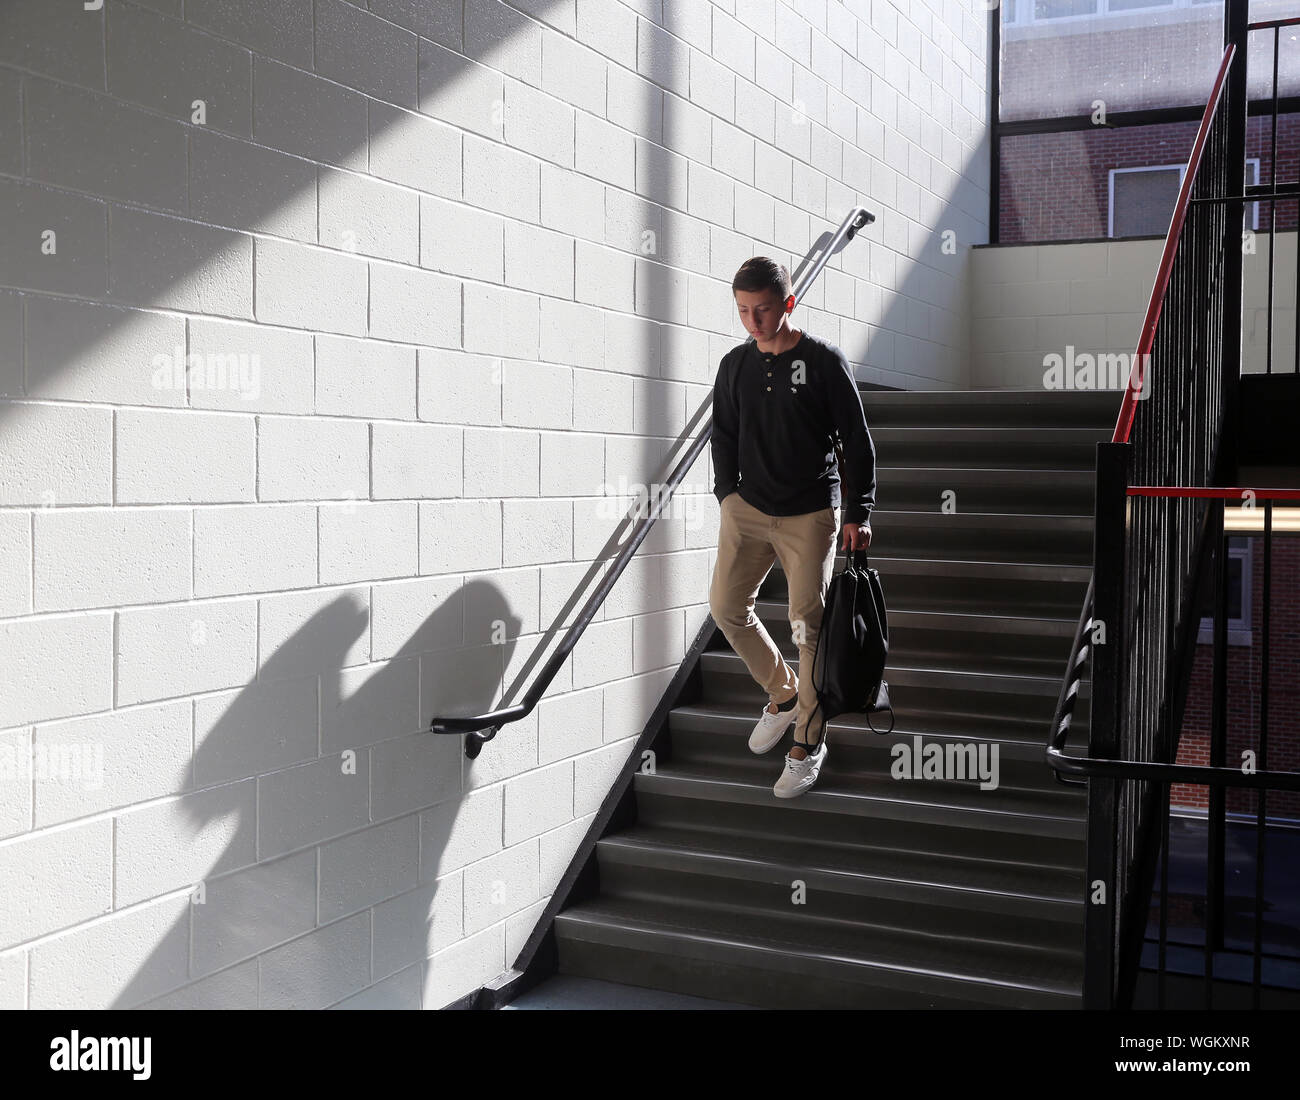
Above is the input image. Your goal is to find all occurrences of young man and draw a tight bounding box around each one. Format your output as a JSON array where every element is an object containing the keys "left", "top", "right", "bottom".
[{"left": 709, "top": 256, "right": 876, "bottom": 798}]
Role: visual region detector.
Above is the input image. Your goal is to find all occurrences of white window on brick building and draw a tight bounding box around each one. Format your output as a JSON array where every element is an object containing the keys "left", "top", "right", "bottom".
[
  {"left": 1108, "top": 163, "right": 1184, "bottom": 238},
  {"left": 1108, "top": 158, "right": 1260, "bottom": 238},
  {"left": 1195, "top": 536, "right": 1253, "bottom": 646}
]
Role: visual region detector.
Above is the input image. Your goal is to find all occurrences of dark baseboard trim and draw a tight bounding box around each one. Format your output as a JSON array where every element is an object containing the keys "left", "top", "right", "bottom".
[{"left": 441, "top": 988, "right": 479, "bottom": 1010}]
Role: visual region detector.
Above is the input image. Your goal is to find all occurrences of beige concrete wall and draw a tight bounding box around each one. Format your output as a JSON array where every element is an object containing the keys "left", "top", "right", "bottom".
[{"left": 970, "top": 232, "right": 1297, "bottom": 389}]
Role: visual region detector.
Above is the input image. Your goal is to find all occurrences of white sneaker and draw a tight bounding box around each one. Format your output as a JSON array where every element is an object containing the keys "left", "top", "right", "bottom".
[
  {"left": 773, "top": 738, "right": 828, "bottom": 799},
  {"left": 747, "top": 692, "right": 798, "bottom": 753}
]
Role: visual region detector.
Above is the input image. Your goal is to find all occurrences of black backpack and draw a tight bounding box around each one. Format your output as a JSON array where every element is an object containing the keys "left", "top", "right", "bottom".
[{"left": 807, "top": 549, "right": 894, "bottom": 737}]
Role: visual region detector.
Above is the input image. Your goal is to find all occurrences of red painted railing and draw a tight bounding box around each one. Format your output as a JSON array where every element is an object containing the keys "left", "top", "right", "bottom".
[{"left": 1112, "top": 44, "right": 1236, "bottom": 445}]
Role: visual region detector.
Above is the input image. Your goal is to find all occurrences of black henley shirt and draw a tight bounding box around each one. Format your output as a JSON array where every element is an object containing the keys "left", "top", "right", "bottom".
[{"left": 711, "top": 330, "right": 877, "bottom": 526}]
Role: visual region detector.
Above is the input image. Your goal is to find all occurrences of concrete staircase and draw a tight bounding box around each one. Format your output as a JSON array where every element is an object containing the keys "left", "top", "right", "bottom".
[{"left": 538, "top": 388, "right": 1119, "bottom": 1009}]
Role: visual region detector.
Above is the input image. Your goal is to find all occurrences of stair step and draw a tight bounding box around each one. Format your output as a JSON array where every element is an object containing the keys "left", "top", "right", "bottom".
[
  {"left": 595, "top": 824, "right": 1086, "bottom": 928},
  {"left": 856, "top": 509, "right": 1096, "bottom": 564},
  {"left": 874, "top": 466, "right": 1096, "bottom": 514},
  {"left": 670, "top": 699, "right": 1089, "bottom": 757},
  {"left": 553, "top": 892, "right": 1083, "bottom": 1009},
  {"left": 744, "top": 598, "right": 1079, "bottom": 678},
  {"left": 861, "top": 388, "right": 1120, "bottom": 429},
  {"left": 763, "top": 554, "right": 1094, "bottom": 617},
  {"left": 592, "top": 827, "right": 1083, "bottom": 960},
  {"left": 698, "top": 648, "right": 1090, "bottom": 729},
  {"left": 666, "top": 701, "right": 1088, "bottom": 792},
  {"left": 633, "top": 758, "right": 1086, "bottom": 849},
  {"left": 872, "top": 426, "right": 1111, "bottom": 469},
  {"left": 648, "top": 728, "right": 1086, "bottom": 806},
  {"left": 501, "top": 972, "right": 759, "bottom": 1009}
]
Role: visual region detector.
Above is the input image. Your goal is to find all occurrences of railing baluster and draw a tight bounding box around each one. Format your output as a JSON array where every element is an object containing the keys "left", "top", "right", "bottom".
[
  {"left": 1208, "top": 508, "right": 1229, "bottom": 956},
  {"left": 1158, "top": 777, "right": 1170, "bottom": 1011},
  {"left": 1267, "top": 27, "right": 1279, "bottom": 375},
  {"left": 1253, "top": 500, "right": 1272, "bottom": 1007},
  {"left": 1086, "top": 442, "right": 1130, "bottom": 1008}
]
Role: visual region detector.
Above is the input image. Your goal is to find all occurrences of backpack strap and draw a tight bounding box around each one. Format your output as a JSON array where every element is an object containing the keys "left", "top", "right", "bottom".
[{"left": 865, "top": 681, "right": 895, "bottom": 735}]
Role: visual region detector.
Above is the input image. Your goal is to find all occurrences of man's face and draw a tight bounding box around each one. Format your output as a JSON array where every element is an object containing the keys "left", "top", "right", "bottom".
[{"left": 734, "top": 288, "right": 788, "bottom": 341}]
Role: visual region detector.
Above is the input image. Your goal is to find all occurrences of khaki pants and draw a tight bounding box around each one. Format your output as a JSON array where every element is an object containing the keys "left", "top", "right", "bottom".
[{"left": 708, "top": 491, "right": 840, "bottom": 750}]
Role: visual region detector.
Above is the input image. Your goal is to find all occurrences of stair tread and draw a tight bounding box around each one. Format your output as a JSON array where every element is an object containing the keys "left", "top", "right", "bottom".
[
  {"left": 873, "top": 470, "right": 1097, "bottom": 478},
  {"left": 751, "top": 597, "right": 1080, "bottom": 632},
  {"left": 861, "top": 387, "right": 1118, "bottom": 397},
  {"left": 700, "top": 648, "right": 1090, "bottom": 696},
  {"left": 862, "top": 387, "right": 1117, "bottom": 401},
  {"left": 871, "top": 425, "right": 1111, "bottom": 436},
  {"left": 779, "top": 555, "right": 1094, "bottom": 579},
  {"left": 599, "top": 822, "right": 1087, "bottom": 901},
  {"left": 670, "top": 699, "right": 1089, "bottom": 751},
  {"left": 555, "top": 892, "right": 1083, "bottom": 999},
  {"left": 637, "top": 758, "right": 1087, "bottom": 820},
  {"left": 864, "top": 508, "right": 1094, "bottom": 522}
]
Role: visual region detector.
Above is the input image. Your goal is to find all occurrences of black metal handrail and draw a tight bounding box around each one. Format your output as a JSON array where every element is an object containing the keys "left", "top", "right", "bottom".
[
  {"left": 1045, "top": 1, "right": 1300, "bottom": 1008},
  {"left": 1046, "top": 40, "right": 1239, "bottom": 790},
  {"left": 1044, "top": 25, "right": 1242, "bottom": 1011},
  {"left": 1049, "top": 8, "right": 1300, "bottom": 786},
  {"left": 430, "top": 205, "right": 875, "bottom": 756},
  {"left": 1073, "top": 485, "right": 1300, "bottom": 1011},
  {"left": 1048, "top": 485, "right": 1300, "bottom": 792}
]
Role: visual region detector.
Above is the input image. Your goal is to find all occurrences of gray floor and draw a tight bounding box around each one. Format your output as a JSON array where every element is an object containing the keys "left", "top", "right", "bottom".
[{"left": 501, "top": 973, "right": 759, "bottom": 1010}]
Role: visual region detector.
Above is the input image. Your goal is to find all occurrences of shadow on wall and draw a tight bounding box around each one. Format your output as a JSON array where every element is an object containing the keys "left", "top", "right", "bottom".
[
  {"left": 117, "top": 584, "right": 520, "bottom": 1009},
  {"left": 0, "top": 0, "right": 993, "bottom": 1008},
  {"left": 0, "top": 0, "right": 570, "bottom": 1011}
]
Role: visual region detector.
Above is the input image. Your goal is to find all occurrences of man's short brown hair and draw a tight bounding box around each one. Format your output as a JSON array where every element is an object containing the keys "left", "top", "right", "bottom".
[{"left": 732, "top": 257, "right": 792, "bottom": 301}]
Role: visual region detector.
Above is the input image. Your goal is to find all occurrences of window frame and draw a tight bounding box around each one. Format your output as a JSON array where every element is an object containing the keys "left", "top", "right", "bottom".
[
  {"left": 1196, "top": 536, "right": 1253, "bottom": 647},
  {"left": 1006, "top": 0, "right": 1217, "bottom": 29},
  {"left": 1107, "top": 162, "right": 1186, "bottom": 239}
]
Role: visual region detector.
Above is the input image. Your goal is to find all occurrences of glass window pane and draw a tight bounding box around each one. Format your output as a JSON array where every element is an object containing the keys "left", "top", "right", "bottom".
[
  {"left": 1195, "top": 541, "right": 1246, "bottom": 623},
  {"left": 1111, "top": 167, "right": 1181, "bottom": 238},
  {"left": 1108, "top": 0, "right": 1175, "bottom": 11},
  {"left": 1001, "top": 3, "right": 1228, "bottom": 122},
  {"left": 1033, "top": 0, "right": 1098, "bottom": 19}
]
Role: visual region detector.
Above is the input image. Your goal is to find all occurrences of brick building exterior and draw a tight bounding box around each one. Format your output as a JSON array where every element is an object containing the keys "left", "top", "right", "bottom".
[
  {"left": 999, "top": 115, "right": 1300, "bottom": 243},
  {"left": 1173, "top": 536, "right": 1300, "bottom": 818},
  {"left": 998, "top": 0, "right": 1300, "bottom": 243}
]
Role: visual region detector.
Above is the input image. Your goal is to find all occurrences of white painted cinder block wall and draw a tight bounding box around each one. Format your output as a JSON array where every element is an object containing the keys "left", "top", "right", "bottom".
[{"left": 0, "top": 0, "right": 991, "bottom": 1009}]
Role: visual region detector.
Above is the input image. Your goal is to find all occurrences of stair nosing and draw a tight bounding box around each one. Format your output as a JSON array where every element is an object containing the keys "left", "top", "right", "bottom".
[
  {"left": 554, "top": 900, "right": 1082, "bottom": 1003},
  {"left": 596, "top": 829, "right": 1087, "bottom": 909}
]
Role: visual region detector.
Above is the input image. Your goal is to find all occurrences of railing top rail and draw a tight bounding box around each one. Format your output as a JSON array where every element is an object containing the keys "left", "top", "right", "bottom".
[
  {"left": 1127, "top": 485, "right": 1300, "bottom": 499},
  {"left": 1045, "top": 748, "right": 1300, "bottom": 789},
  {"left": 1113, "top": 43, "right": 1237, "bottom": 446}
]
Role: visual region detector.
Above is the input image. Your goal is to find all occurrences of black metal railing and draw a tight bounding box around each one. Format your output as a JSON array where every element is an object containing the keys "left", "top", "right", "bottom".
[
  {"left": 1046, "top": 31, "right": 1239, "bottom": 1008},
  {"left": 430, "top": 205, "right": 875, "bottom": 756},
  {"left": 1048, "top": 36, "right": 1239, "bottom": 784},
  {"left": 1054, "top": 483, "right": 1300, "bottom": 1009},
  {"left": 1048, "top": 0, "right": 1300, "bottom": 1009}
]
